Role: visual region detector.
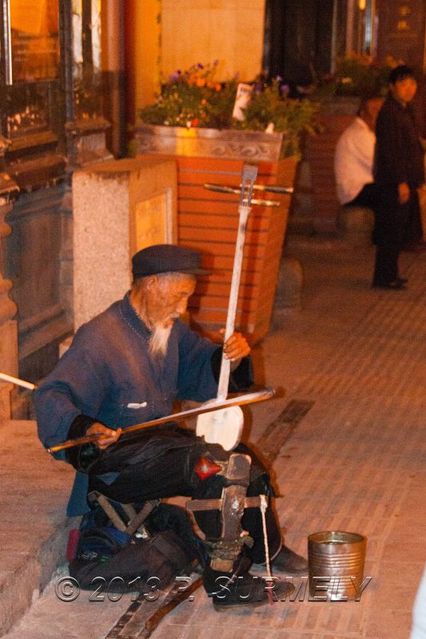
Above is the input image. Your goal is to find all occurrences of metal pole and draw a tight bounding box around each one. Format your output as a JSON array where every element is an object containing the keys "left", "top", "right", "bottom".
[
  {"left": 216, "top": 164, "right": 258, "bottom": 401},
  {"left": 2, "top": 0, "right": 12, "bottom": 85}
]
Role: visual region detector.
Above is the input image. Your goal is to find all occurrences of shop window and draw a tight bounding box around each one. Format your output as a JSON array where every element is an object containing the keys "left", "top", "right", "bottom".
[
  {"left": 0, "top": 0, "right": 103, "bottom": 143},
  {"left": 10, "top": 0, "right": 59, "bottom": 82},
  {"left": 72, "top": 0, "right": 102, "bottom": 120},
  {"left": 1, "top": 0, "right": 60, "bottom": 141}
]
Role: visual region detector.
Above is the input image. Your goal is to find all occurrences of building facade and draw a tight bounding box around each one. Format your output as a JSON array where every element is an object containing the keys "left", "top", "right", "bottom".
[{"left": 0, "top": 0, "right": 125, "bottom": 413}]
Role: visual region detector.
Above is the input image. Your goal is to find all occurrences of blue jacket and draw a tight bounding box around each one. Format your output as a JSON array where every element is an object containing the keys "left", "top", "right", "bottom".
[{"left": 34, "top": 294, "right": 220, "bottom": 515}]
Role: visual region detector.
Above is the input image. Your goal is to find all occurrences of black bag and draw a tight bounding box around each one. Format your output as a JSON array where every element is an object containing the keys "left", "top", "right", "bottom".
[
  {"left": 69, "top": 502, "right": 207, "bottom": 592},
  {"left": 69, "top": 530, "right": 192, "bottom": 592}
]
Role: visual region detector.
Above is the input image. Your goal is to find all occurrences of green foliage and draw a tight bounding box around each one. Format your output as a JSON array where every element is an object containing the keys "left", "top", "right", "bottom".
[
  {"left": 140, "top": 62, "right": 237, "bottom": 129},
  {"left": 139, "top": 62, "right": 319, "bottom": 157},
  {"left": 315, "top": 55, "right": 393, "bottom": 99},
  {"left": 236, "top": 80, "right": 320, "bottom": 157}
]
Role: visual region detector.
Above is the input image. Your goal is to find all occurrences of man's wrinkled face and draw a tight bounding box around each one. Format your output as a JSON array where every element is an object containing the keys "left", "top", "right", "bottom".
[
  {"left": 146, "top": 274, "right": 196, "bottom": 329},
  {"left": 390, "top": 76, "right": 417, "bottom": 105}
]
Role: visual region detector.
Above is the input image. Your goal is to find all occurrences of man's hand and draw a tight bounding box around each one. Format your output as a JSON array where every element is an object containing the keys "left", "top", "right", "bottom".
[
  {"left": 222, "top": 331, "right": 251, "bottom": 362},
  {"left": 398, "top": 182, "right": 410, "bottom": 204},
  {"left": 87, "top": 422, "right": 122, "bottom": 449}
]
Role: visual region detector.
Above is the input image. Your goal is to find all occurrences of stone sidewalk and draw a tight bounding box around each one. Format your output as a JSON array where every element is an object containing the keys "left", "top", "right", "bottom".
[
  {"left": 1, "top": 236, "right": 426, "bottom": 638},
  {"left": 0, "top": 421, "right": 74, "bottom": 636}
]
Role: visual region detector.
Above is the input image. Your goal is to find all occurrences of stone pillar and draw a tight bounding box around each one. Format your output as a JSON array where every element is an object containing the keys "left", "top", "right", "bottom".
[
  {"left": 0, "top": 136, "right": 19, "bottom": 419},
  {"left": 72, "top": 157, "right": 177, "bottom": 329}
]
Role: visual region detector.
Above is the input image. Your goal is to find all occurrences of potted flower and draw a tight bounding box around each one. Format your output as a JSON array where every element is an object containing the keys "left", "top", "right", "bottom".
[
  {"left": 135, "top": 62, "right": 319, "bottom": 161},
  {"left": 314, "top": 54, "right": 393, "bottom": 106},
  {"left": 235, "top": 78, "right": 319, "bottom": 158}
]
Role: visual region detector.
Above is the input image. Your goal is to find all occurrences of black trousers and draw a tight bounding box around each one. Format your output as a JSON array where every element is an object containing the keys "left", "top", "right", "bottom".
[
  {"left": 373, "top": 186, "right": 421, "bottom": 285},
  {"left": 89, "top": 426, "right": 282, "bottom": 564},
  {"left": 347, "top": 183, "right": 381, "bottom": 210}
]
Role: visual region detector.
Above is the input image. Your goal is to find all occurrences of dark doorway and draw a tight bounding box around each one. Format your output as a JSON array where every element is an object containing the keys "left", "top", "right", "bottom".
[{"left": 264, "top": 0, "right": 347, "bottom": 88}]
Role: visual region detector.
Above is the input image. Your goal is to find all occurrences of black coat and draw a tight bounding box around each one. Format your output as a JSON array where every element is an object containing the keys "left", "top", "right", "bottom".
[{"left": 374, "top": 94, "right": 424, "bottom": 187}]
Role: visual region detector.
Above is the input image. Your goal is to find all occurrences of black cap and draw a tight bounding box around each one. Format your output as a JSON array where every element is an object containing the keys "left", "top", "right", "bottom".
[{"left": 132, "top": 244, "right": 209, "bottom": 278}]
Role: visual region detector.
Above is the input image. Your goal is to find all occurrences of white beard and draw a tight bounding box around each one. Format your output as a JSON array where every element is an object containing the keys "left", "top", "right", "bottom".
[{"left": 148, "top": 323, "right": 172, "bottom": 358}]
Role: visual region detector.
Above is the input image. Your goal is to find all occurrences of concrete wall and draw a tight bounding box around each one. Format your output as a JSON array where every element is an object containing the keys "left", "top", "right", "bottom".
[{"left": 125, "top": 0, "right": 266, "bottom": 121}]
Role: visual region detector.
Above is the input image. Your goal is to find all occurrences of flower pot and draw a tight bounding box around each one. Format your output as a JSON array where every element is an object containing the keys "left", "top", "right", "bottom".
[{"left": 135, "top": 124, "right": 284, "bottom": 162}]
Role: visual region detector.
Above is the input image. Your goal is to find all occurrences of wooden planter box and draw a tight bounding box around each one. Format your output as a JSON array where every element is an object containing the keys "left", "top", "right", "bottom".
[
  {"left": 136, "top": 152, "right": 298, "bottom": 343},
  {"left": 136, "top": 124, "right": 283, "bottom": 162}
]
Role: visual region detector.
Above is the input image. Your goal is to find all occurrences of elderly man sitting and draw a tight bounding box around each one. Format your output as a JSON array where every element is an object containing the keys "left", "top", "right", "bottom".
[{"left": 34, "top": 244, "right": 307, "bottom": 609}]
